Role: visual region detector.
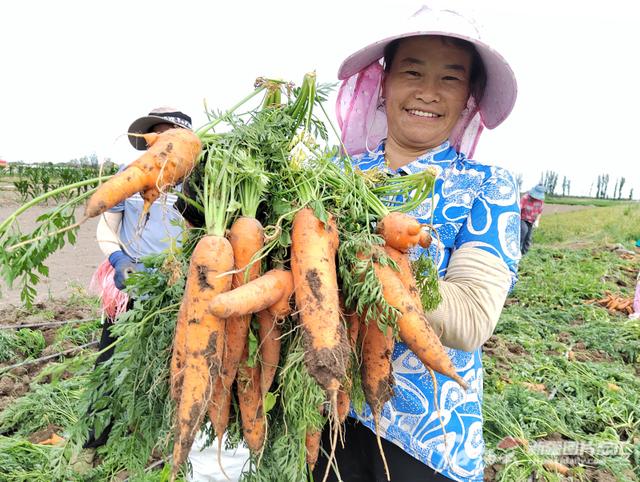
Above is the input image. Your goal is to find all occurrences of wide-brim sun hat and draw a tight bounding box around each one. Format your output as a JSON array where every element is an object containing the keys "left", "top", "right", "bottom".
[
  {"left": 336, "top": 4, "right": 517, "bottom": 157},
  {"left": 528, "top": 185, "right": 546, "bottom": 201},
  {"left": 128, "top": 107, "right": 192, "bottom": 150}
]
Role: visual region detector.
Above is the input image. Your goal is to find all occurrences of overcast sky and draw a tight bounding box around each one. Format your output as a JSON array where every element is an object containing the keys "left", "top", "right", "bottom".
[{"left": 1, "top": 0, "right": 638, "bottom": 198}]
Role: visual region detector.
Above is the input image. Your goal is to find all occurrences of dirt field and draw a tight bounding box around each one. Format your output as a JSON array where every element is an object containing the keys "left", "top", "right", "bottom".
[
  {"left": 0, "top": 194, "right": 104, "bottom": 308},
  {"left": 0, "top": 197, "right": 593, "bottom": 309},
  {"left": 542, "top": 203, "right": 593, "bottom": 215}
]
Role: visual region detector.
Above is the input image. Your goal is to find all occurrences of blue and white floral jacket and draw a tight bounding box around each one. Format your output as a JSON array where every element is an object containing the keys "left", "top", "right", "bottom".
[{"left": 351, "top": 140, "right": 520, "bottom": 482}]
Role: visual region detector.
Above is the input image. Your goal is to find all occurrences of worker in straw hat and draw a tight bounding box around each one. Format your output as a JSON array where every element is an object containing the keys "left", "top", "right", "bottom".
[
  {"left": 84, "top": 107, "right": 250, "bottom": 480},
  {"left": 82, "top": 108, "right": 192, "bottom": 455},
  {"left": 313, "top": 4, "right": 521, "bottom": 481},
  {"left": 520, "top": 183, "right": 546, "bottom": 255}
]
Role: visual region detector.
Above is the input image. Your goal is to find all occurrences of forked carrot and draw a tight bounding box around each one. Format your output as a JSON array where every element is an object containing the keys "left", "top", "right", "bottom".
[
  {"left": 376, "top": 212, "right": 430, "bottom": 253},
  {"left": 85, "top": 128, "right": 201, "bottom": 218},
  {"left": 208, "top": 216, "right": 263, "bottom": 450},
  {"left": 266, "top": 270, "right": 294, "bottom": 319}
]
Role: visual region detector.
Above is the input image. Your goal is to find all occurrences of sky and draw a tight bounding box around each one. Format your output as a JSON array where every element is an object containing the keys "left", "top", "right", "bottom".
[{"left": 1, "top": 0, "right": 638, "bottom": 198}]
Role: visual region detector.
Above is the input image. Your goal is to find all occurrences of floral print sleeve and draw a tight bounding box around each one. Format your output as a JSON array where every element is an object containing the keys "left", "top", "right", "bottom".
[{"left": 453, "top": 165, "right": 521, "bottom": 287}]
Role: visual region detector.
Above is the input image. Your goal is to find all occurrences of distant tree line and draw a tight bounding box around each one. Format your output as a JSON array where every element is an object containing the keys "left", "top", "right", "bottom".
[
  {"left": 526, "top": 171, "right": 635, "bottom": 200},
  {"left": 593, "top": 173, "right": 631, "bottom": 199}
]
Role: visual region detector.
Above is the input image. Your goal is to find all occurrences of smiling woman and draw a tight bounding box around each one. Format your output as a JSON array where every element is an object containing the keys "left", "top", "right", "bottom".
[
  {"left": 314, "top": 5, "right": 522, "bottom": 482},
  {"left": 382, "top": 36, "right": 479, "bottom": 169}
]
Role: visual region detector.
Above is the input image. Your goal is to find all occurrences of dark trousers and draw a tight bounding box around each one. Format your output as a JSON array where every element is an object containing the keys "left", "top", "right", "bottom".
[
  {"left": 520, "top": 220, "right": 534, "bottom": 255},
  {"left": 312, "top": 418, "right": 453, "bottom": 482},
  {"left": 82, "top": 315, "right": 119, "bottom": 449}
]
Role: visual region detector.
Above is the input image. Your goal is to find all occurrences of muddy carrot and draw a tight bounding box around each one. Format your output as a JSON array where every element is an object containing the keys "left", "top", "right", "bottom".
[
  {"left": 360, "top": 315, "right": 394, "bottom": 480},
  {"left": 171, "top": 235, "right": 233, "bottom": 475},
  {"left": 305, "top": 428, "right": 322, "bottom": 472},
  {"left": 170, "top": 301, "right": 188, "bottom": 402},
  {"left": 337, "top": 310, "right": 361, "bottom": 423},
  {"left": 208, "top": 216, "right": 263, "bottom": 444},
  {"left": 85, "top": 128, "right": 201, "bottom": 218},
  {"left": 291, "top": 207, "right": 349, "bottom": 406},
  {"left": 372, "top": 252, "right": 467, "bottom": 389},
  {"left": 208, "top": 269, "right": 292, "bottom": 319},
  {"left": 237, "top": 343, "right": 266, "bottom": 453},
  {"left": 256, "top": 309, "right": 281, "bottom": 395}
]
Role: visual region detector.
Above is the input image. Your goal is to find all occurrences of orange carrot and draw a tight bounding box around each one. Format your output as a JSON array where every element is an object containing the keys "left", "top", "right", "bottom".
[
  {"left": 256, "top": 309, "right": 281, "bottom": 395},
  {"left": 337, "top": 311, "right": 361, "bottom": 423},
  {"left": 346, "top": 311, "right": 361, "bottom": 347},
  {"left": 266, "top": 270, "right": 294, "bottom": 319},
  {"left": 360, "top": 315, "right": 394, "bottom": 480},
  {"left": 171, "top": 235, "right": 233, "bottom": 477},
  {"left": 85, "top": 128, "right": 201, "bottom": 218},
  {"left": 372, "top": 252, "right": 467, "bottom": 389},
  {"left": 170, "top": 301, "right": 188, "bottom": 402},
  {"left": 228, "top": 216, "right": 264, "bottom": 288},
  {"left": 208, "top": 217, "right": 263, "bottom": 446},
  {"left": 419, "top": 229, "right": 432, "bottom": 249},
  {"left": 291, "top": 207, "right": 349, "bottom": 405},
  {"left": 237, "top": 343, "right": 266, "bottom": 453},
  {"left": 208, "top": 269, "right": 292, "bottom": 319},
  {"left": 376, "top": 212, "right": 429, "bottom": 253},
  {"left": 360, "top": 317, "right": 394, "bottom": 421},
  {"left": 384, "top": 245, "right": 422, "bottom": 310},
  {"left": 305, "top": 428, "right": 323, "bottom": 471}
]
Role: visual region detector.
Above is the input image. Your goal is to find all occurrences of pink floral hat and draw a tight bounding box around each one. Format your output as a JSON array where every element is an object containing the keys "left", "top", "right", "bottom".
[{"left": 336, "top": 5, "right": 517, "bottom": 158}]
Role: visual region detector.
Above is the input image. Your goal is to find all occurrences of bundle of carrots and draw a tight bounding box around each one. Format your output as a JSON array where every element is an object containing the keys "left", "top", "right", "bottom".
[
  {"left": 156, "top": 74, "right": 466, "bottom": 481},
  {"left": 1, "top": 74, "right": 465, "bottom": 481}
]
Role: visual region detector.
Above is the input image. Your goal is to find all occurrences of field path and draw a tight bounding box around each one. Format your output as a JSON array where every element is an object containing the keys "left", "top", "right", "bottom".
[{"left": 543, "top": 203, "right": 593, "bottom": 215}]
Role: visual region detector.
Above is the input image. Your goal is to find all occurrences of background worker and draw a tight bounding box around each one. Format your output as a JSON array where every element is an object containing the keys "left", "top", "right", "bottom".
[
  {"left": 520, "top": 184, "right": 546, "bottom": 255},
  {"left": 85, "top": 107, "right": 190, "bottom": 452},
  {"left": 87, "top": 107, "right": 249, "bottom": 481}
]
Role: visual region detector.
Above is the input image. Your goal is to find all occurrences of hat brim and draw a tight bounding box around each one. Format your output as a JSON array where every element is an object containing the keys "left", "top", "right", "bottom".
[
  {"left": 127, "top": 115, "right": 184, "bottom": 150},
  {"left": 529, "top": 192, "right": 545, "bottom": 201},
  {"left": 337, "top": 31, "right": 517, "bottom": 129}
]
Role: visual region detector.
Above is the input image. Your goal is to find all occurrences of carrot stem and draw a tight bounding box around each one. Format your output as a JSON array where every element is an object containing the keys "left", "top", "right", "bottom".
[{"left": 196, "top": 86, "right": 266, "bottom": 137}]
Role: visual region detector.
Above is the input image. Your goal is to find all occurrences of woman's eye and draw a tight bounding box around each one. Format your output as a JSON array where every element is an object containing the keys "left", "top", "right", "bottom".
[
  {"left": 443, "top": 76, "right": 461, "bottom": 81},
  {"left": 404, "top": 70, "right": 420, "bottom": 77}
]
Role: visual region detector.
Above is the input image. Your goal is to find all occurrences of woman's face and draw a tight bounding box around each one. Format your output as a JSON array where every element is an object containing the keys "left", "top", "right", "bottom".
[{"left": 383, "top": 36, "right": 472, "bottom": 153}]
